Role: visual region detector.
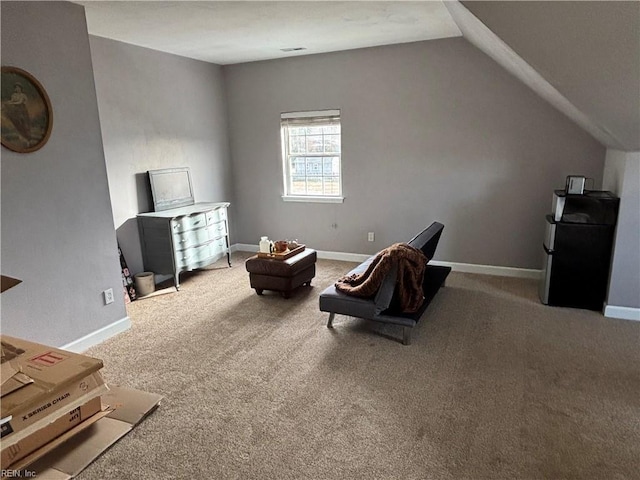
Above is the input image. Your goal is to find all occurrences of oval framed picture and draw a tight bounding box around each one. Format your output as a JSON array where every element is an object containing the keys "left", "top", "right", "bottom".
[{"left": 1, "top": 66, "right": 53, "bottom": 153}]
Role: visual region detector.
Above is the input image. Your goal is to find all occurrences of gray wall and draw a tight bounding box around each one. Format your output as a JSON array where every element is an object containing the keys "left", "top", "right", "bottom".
[
  {"left": 1, "top": 1, "right": 126, "bottom": 346},
  {"left": 88, "top": 36, "right": 233, "bottom": 276},
  {"left": 224, "top": 39, "right": 605, "bottom": 269},
  {"left": 604, "top": 151, "right": 640, "bottom": 309}
]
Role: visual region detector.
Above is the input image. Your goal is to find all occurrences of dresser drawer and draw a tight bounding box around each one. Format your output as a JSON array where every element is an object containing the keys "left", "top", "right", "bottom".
[
  {"left": 210, "top": 237, "right": 228, "bottom": 257},
  {"left": 175, "top": 244, "right": 212, "bottom": 269},
  {"left": 206, "top": 208, "right": 227, "bottom": 225},
  {"left": 171, "top": 213, "right": 206, "bottom": 234},
  {"left": 209, "top": 220, "right": 227, "bottom": 239},
  {"left": 173, "top": 226, "right": 215, "bottom": 250}
]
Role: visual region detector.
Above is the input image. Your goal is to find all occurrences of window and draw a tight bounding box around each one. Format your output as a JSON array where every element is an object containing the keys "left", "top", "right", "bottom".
[{"left": 281, "top": 109, "right": 343, "bottom": 203}]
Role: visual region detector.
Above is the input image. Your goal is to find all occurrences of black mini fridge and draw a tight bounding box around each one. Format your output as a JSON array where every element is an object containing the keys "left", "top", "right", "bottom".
[{"left": 539, "top": 190, "right": 619, "bottom": 310}]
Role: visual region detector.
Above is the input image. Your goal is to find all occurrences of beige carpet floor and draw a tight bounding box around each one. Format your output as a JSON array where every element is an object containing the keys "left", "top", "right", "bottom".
[{"left": 79, "top": 252, "right": 640, "bottom": 479}]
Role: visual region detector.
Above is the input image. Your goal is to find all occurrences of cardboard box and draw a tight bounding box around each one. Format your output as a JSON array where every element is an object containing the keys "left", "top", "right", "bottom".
[
  {"left": 7, "top": 386, "right": 162, "bottom": 479},
  {"left": 1, "top": 407, "right": 112, "bottom": 479},
  {"left": 1, "top": 396, "right": 103, "bottom": 468},
  {"left": 1, "top": 335, "right": 107, "bottom": 445}
]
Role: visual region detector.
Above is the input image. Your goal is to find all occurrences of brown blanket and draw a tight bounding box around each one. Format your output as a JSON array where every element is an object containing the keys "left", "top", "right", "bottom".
[{"left": 335, "top": 243, "right": 427, "bottom": 313}]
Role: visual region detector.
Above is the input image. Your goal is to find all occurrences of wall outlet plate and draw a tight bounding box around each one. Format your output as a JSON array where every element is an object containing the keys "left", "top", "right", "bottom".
[
  {"left": 104, "top": 288, "right": 114, "bottom": 305},
  {"left": 368, "top": 232, "right": 375, "bottom": 242}
]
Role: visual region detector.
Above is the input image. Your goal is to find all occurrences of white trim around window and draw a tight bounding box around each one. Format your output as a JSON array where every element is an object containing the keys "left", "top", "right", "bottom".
[
  {"left": 281, "top": 109, "right": 343, "bottom": 202},
  {"left": 281, "top": 195, "right": 344, "bottom": 203}
]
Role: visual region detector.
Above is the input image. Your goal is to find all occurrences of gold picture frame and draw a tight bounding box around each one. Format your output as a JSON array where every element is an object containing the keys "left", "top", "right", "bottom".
[{"left": 1, "top": 66, "right": 53, "bottom": 153}]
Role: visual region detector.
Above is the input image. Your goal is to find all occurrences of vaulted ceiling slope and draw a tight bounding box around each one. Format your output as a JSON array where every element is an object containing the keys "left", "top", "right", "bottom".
[
  {"left": 461, "top": 1, "right": 640, "bottom": 151},
  {"left": 77, "top": 1, "right": 639, "bottom": 151}
]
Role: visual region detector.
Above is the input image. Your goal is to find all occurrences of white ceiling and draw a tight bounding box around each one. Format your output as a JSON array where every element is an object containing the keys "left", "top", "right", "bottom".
[{"left": 78, "top": 1, "right": 462, "bottom": 65}]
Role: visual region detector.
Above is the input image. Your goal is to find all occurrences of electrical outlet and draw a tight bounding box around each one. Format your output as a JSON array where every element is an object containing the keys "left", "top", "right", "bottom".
[
  {"left": 368, "top": 232, "right": 375, "bottom": 242},
  {"left": 103, "top": 288, "right": 114, "bottom": 305}
]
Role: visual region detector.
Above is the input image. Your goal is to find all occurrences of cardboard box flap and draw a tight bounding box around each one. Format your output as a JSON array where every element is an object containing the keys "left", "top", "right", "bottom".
[
  {"left": 1, "top": 372, "right": 34, "bottom": 398},
  {"left": 1, "top": 359, "right": 20, "bottom": 386},
  {"left": 14, "top": 386, "right": 162, "bottom": 478},
  {"left": 103, "top": 385, "right": 163, "bottom": 425},
  {"left": 1, "top": 339, "right": 29, "bottom": 393},
  {"left": 29, "top": 417, "right": 132, "bottom": 477}
]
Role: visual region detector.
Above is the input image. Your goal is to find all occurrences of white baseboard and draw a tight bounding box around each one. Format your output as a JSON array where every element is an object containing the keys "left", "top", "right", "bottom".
[
  {"left": 235, "top": 244, "right": 371, "bottom": 263},
  {"left": 604, "top": 304, "right": 640, "bottom": 321},
  {"left": 232, "top": 244, "right": 541, "bottom": 279},
  {"left": 61, "top": 316, "right": 131, "bottom": 353},
  {"left": 430, "top": 260, "right": 541, "bottom": 280},
  {"left": 233, "top": 243, "right": 255, "bottom": 253},
  {"left": 316, "top": 250, "right": 371, "bottom": 263}
]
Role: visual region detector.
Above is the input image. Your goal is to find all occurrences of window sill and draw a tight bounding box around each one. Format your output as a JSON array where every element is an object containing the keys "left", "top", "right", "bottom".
[{"left": 282, "top": 195, "right": 344, "bottom": 204}]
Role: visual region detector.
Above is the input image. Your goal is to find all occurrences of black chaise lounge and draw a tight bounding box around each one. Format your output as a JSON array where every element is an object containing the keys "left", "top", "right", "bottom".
[{"left": 319, "top": 222, "right": 451, "bottom": 345}]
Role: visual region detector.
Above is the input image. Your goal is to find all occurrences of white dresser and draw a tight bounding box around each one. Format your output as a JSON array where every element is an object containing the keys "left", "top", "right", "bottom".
[{"left": 137, "top": 202, "right": 231, "bottom": 290}]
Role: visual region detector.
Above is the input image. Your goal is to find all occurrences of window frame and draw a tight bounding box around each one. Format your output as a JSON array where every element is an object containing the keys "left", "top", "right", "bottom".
[{"left": 280, "top": 109, "right": 344, "bottom": 203}]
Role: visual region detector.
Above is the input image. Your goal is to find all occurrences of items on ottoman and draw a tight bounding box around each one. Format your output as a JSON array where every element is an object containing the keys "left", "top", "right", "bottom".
[
  {"left": 319, "top": 222, "right": 451, "bottom": 345},
  {"left": 245, "top": 248, "right": 317, "bottom": 298}
]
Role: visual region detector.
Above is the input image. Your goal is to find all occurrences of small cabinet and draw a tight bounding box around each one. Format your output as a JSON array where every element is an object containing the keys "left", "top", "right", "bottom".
[{"left": 137, "top": 202, "right": 231, "bottom": 290}]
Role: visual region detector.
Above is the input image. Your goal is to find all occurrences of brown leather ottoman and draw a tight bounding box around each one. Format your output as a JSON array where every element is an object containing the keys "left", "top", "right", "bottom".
[{"left": 245, "top": 248, "right": 317, "bottom": 298}]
